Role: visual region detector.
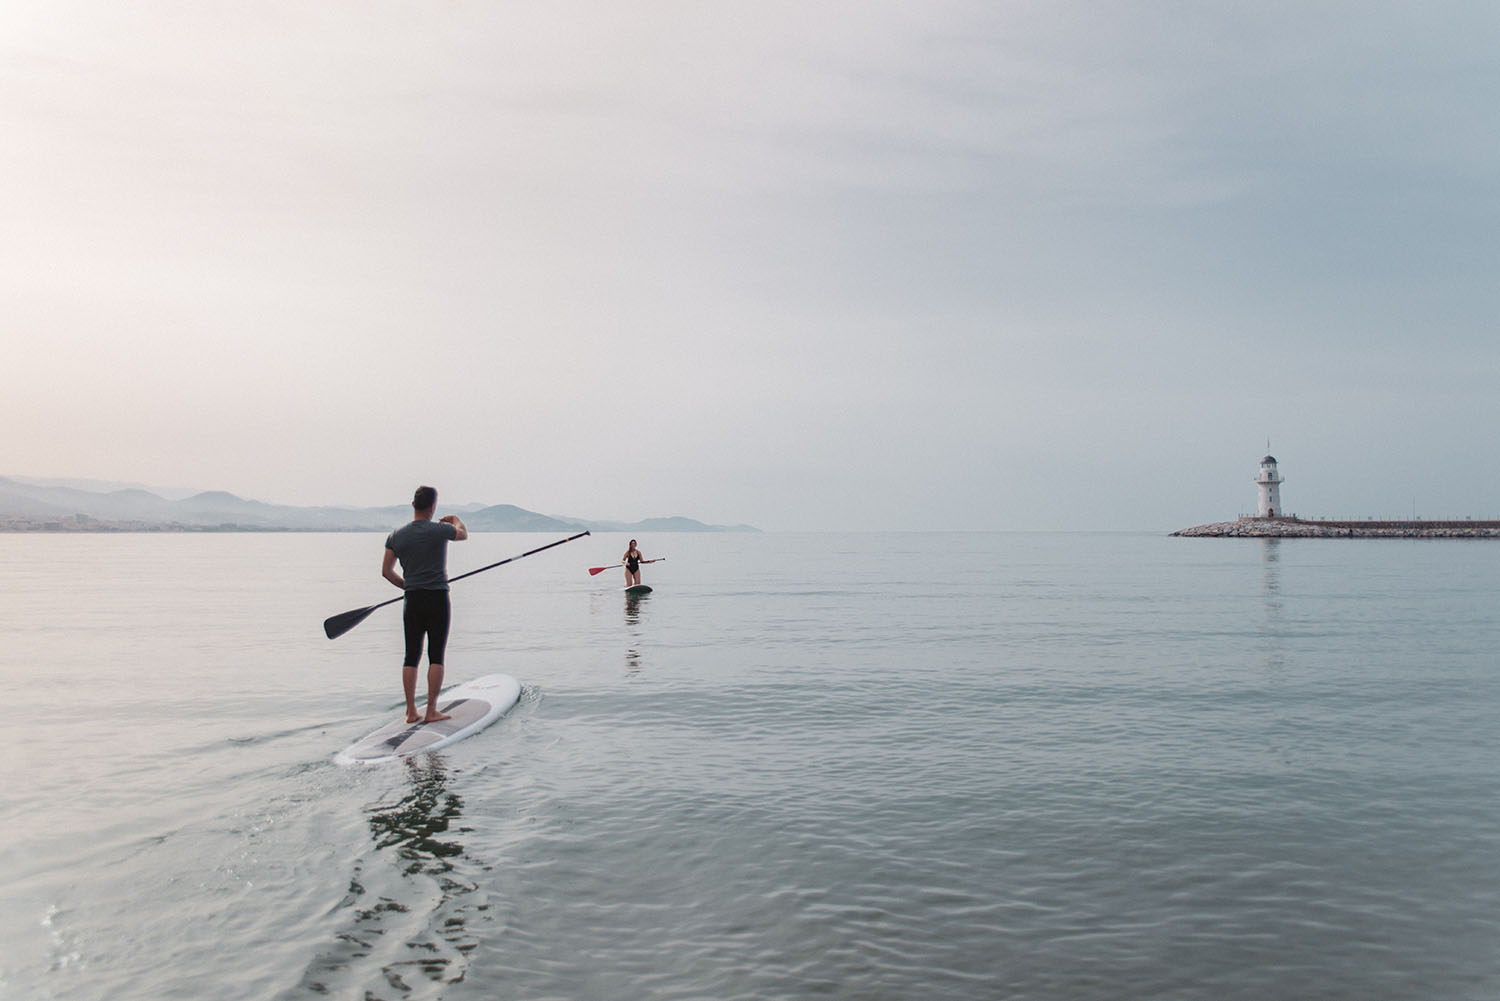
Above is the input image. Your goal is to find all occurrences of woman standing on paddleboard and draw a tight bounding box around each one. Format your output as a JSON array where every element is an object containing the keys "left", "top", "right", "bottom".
[
  {"left": 383, "top": 485, "right": 468, "bottom": 724},
  {"left": 623, "top": 540, "right": 645, "bottom": 587}
]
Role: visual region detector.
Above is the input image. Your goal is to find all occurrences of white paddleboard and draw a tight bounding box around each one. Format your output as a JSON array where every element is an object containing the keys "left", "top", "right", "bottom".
[
  {"left": 625, "top": 584, "right": 653, "bottom": 595},
  {"left": 336, "top": 673, "right": 522, "bottom": 765}
]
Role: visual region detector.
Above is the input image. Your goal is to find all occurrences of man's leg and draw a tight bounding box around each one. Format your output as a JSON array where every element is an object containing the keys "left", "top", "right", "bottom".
[
  {"left": 424, "top": 662, "right": 451, "bottom": 722},
  {"left": 402, "top": 594, "right": 425, "bottom": 723},
  {"left": 403, "top": 665, "right": 421, "bottom": 723},
  {"left": 423, "top": 592, "right": 453, "bottom": 722}
]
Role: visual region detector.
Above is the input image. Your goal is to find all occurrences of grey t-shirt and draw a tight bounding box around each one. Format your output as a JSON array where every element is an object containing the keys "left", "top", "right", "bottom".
[{"left": 385, "top": 519, "right": 458, "bottom": 590}]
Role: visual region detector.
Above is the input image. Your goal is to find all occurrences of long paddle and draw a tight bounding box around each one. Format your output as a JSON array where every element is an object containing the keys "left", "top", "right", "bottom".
[
  {"left": 588, "top": 558, "right": 664, "bottom": 576},
  {"left": 324, "top": 529, "right": 591, "bottom": 639}
]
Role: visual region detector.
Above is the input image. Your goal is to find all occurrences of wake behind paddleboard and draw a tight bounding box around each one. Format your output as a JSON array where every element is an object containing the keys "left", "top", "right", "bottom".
[
  {"left": 625, "top": 584, "right": 653, "bottom": 595},
  {"left": 336, "top": 673, "right": 522, "bottom": 765}
]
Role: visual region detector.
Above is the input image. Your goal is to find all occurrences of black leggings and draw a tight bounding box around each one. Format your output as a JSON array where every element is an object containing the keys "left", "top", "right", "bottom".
[{"left": 402, "top": 589, "right": 451, "bottom": 668}]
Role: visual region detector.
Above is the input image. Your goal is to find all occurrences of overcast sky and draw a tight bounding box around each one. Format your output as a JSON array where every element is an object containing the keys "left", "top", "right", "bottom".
[{"left": 5, "top": 2, "right": 1498, "bottom": 531}]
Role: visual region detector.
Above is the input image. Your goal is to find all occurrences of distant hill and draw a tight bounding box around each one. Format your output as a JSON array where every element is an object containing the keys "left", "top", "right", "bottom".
[{"left": 0, "top": 477, "right": 757, "bottom": 533}]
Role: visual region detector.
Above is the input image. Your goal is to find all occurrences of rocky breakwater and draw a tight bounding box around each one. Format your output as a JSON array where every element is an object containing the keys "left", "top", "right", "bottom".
[{"left": 1173, "top": 518, "right": 1500, "bottom": 538}]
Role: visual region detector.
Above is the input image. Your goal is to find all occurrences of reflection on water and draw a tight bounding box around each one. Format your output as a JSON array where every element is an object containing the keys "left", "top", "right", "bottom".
[
  {"left": 292, "top": 757, "right": 480, "bottom": 998},
  {"left": 1259, "top": 538, "right": 1282, "bottom": 601},
  {"left": 624, "top": 591, "right": 648, "bottom": 674},
  {"left": 368, "top": 757, "right": 465, "bottom": 874},
  {"left": 1260, "top": 543, "right": 1284, "bottom": 639},
  {"left": 1257, "top": 538, "right": 1284, "bottom": 669}
]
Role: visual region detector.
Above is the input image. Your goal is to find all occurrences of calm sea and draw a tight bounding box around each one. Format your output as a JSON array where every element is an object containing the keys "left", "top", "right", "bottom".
[{"left": 2, "top": 531, "right": 1498, "bottom": 1001}]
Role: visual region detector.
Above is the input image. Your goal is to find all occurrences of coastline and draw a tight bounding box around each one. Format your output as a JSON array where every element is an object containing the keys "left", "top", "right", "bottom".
[
  {"left": 0, "top": 516, "right": 327, "bottom": 532},
  {"left": 1172, "top": 517, "right": 1500, "bottom": 538}
]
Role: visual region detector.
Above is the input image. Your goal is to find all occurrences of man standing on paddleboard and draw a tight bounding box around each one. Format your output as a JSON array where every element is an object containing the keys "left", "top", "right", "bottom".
[{"left": 382, "top": 485, "right": 468, "bottom": 723}]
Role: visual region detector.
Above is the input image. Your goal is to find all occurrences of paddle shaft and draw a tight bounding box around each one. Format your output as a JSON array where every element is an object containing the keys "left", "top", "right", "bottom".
[
  {"left": 589, "top": 558, "right": 664, "bottom": 575},
  {"left": 450, "top": 530, "right": 592, "bottom": 584},
  {"left": 324, "top": 529, "right": 591, "bottom": 639}
]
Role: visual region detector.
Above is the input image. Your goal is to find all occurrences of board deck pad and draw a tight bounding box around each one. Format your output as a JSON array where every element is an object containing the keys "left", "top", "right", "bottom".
[{"left": 337, "top": 674, "right": 521, "bottom": 765}]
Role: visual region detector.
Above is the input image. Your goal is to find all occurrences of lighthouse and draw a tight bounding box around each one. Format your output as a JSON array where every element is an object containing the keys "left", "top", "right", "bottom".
[{"left": 1255, "top": 454, "right": 1284, "bottom": 518}]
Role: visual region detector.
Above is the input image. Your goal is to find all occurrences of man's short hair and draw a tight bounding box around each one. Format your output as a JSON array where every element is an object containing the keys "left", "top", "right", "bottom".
[{"left": 413, "top": 485, "right": 438, "bottom": 511}]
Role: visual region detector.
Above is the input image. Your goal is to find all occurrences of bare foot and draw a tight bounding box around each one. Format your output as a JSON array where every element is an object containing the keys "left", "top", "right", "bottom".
[
  {"left": 422, "top": 710, "right": 452, "bottom": 723},
  {"left": 406, "top": 712, "right": 422, "bottom": 724}
]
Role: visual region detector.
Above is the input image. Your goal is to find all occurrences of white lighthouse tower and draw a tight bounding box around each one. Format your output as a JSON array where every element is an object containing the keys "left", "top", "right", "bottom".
[{"left": 1255, "top": 453, "right": 1284, "bottom": 518}]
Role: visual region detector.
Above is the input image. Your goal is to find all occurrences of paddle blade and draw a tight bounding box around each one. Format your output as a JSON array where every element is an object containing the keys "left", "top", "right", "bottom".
[
  {"left": 324, "top": 605, "right": 376, "bottom": 640},
  {"left": 588, "top": 565, "right": 615, "bottom": 576}
]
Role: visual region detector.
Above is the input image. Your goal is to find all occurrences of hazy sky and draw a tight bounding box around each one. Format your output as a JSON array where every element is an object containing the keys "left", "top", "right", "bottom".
[{"left": 6, "top": 2, "right": 1498, "bottom": 531}]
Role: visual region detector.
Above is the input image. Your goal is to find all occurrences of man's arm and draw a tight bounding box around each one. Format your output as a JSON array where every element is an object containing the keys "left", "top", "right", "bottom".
[
  {"left": 440, "top": 514, "right": 468, "bottom": 541},
  {"left": 382, "top": 547, "right": 404, "bottom": 589}
]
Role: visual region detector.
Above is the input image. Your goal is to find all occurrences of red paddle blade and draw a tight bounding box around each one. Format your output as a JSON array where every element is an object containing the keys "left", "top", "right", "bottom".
[{"left": 588, "top": 566, "right": 612, "bottom": 576}]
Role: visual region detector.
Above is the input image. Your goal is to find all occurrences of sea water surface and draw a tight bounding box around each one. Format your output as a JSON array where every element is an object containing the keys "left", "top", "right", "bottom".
[{"left": 2, "top": 531, "right": 1498, "bottom": 1000}]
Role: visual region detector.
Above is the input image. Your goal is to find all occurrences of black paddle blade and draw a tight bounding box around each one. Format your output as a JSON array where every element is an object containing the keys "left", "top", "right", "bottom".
[{"left": 324, "top": 605, "right": 375, "bottom": 640}]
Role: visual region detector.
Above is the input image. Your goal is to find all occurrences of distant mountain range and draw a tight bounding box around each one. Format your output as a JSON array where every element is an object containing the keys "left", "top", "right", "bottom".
[{"left": 0, "top": 476, "right": 758, "bottom": 533}]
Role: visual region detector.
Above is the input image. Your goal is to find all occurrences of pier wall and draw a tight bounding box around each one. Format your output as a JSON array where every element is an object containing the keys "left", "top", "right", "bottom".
[{"left": 1173, "top": 517, "right": 1500, "bottom": 538}]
